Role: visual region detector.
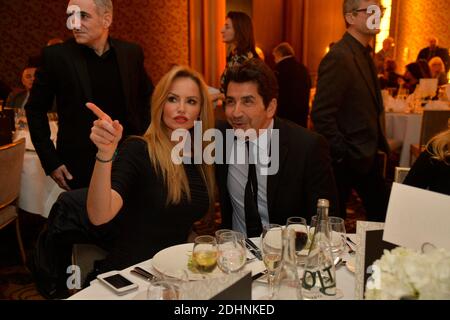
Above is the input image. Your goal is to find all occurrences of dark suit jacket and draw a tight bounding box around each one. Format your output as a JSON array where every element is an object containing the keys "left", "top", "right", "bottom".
[
  {"left": 275, "top": 57, "right": 311, "bottom": 127},
  {"left": 216, "top": 117, "right": 339, "bottom": 228},
  {"left": 311, "top": 32, "right": 389, "bottom": 174},
  {"left": 25, "top": 38, "right": 153, "bottom": 188},
  {"left": 417, "top": 46, "right": 450, "bottom": 73}
]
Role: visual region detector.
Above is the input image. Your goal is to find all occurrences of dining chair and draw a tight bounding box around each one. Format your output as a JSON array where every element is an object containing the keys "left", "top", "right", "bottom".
[
  {"left": 410, "top": 110, "right": 450, "bottom": 165},
  {"left": 72, "top": 243, "right": 108, "bottom": 289},
  {"left": 394, "top": 167, "right": 411, "bottom": 184},
  {"left": 0, "top": 138, "right": 26, "bottom": 264}
]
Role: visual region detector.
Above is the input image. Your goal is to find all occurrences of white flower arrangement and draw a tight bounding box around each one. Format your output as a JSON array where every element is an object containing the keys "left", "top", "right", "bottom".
[{"left": 365, "top": 247, "right": 450, "bottom": 300}]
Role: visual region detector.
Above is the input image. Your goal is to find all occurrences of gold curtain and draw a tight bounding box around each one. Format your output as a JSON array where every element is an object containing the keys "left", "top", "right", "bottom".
[{"left": 189, "top": 0, "right": 226, "bottom": 87}]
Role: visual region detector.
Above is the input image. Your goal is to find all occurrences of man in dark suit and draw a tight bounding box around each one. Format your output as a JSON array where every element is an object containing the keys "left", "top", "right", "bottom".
[
  {"left": 311, "top": 0, "right": 390, "bottom": 222},
  {"left": 216, "top": 59, "right": 338, "bottom": 237},
  {"left": 417, "top": 37, "right": 450, "bottom": 73},
  {"left": 26, "top": 0, "right": 153, "bottom": 190},
  {"left": 272, "top": 42, "right": 311, "bottom": 128}
]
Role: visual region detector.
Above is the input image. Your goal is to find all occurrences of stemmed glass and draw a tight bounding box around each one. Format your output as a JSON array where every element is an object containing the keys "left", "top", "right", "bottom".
[
  {"left": 147, "top": 278, "right": 182, "bottom": 300},
  {"left": 192, "top": 235, "right": 218, "bottom": 275},
  {"left": 286, "top": 217, "right": 308, "bottom": 277},
  {"left": 216, "top": 231, "right": 246, "bottom": 274},
  {"left": 328, "top": 217, "right": 346, "bottom": 260},
  {"left": 261, "top": 224, "right": 283, "bottom": 299},
  {"left": 310, "top": 215, "right": 346, "bottom": 260}
]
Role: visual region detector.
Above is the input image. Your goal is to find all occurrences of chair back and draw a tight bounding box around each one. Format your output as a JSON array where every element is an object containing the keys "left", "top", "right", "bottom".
[
  {"left": 0, "top": 109, "right": 14, "bottom": 145},
  {"left": 394, "top": 167, "right": 411, "bottom": 184},
  {"left": 0, "top": 138, "right": 25, "bottom": 209},
  {"left": 419, "top": 110, "right": 450, "bottom": 145}
]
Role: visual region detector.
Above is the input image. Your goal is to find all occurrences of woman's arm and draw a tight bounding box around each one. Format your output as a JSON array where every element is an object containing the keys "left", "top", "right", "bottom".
[{"left": 86, "top": 103, "right": 124, "bottom": 225}]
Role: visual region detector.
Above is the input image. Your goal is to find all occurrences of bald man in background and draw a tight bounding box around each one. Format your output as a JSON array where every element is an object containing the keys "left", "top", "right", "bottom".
[{"left": 417, "top": 37, "right": 449, "bottom": 73}]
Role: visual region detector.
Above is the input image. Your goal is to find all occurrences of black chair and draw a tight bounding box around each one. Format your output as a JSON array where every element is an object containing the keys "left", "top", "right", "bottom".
[{"left": 410, "top": 110, "right": 450, "bottom": 165}]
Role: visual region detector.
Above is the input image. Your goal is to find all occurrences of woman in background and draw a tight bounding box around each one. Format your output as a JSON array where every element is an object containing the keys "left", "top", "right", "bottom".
[
  {"left": 429, "top": 56, "right": 448, "bottom": 86},
  {"left": 404, "top": 128, "right": 450, "bottom": 195},
  {"left": 219, "top": 11, "right": 259, "bottom": 94},
  {"left": 402, "top": 62, "right": 424, "bottom": 94}
]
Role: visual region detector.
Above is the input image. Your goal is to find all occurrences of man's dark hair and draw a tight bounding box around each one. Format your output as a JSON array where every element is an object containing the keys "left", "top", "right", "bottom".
[{"left": 224, "top": 58, "right": 278, "bottom": 108}]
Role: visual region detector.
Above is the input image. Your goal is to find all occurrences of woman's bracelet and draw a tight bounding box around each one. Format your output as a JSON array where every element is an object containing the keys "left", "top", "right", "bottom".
[{"left": 95, "top": 150, "right": 118, "bottom": 163}]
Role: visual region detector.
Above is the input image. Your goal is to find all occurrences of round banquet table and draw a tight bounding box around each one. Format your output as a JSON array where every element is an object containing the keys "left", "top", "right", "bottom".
[
  {"left": 14, "top": 122, "right": 64, "bottom": 218},
  {"left": 385, "top": 112, "right": 422, "bottom": 167},
  {"left": 68, "top": 237, "right": 357, "bottom": 300}
]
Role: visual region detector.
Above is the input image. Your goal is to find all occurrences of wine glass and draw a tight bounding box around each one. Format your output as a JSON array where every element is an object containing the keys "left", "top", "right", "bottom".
[
  {"left": 147, "top": 279, "right": 182, "bottom": 300},
  {"left": 286, "top": 216, "right": 308, "bottom": 277},
  {"left": 215, "top": 228, "right": 233, "bottom": 241},
  {"left": 328, "top": 217, "right": 346, "bottom": 260},
  {"left": 309, "top": 216, "right": 346, "bottom": 260},
  {"left": 217, "top": 231, "right": 246, "bottom": 274},
  {"left": 261, "top": 224, "right": 282, "bottom": 299},
  {"left": 192, "top": 235, "right": 218, "bottom": 275}
]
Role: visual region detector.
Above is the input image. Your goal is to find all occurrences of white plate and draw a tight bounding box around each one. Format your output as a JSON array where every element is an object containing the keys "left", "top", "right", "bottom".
[
  {"left": 152, "top": 243, "right": 265, "bottom": 281},
  {"left": 346, "top": 256, "right": 355, "bottom": 273}
]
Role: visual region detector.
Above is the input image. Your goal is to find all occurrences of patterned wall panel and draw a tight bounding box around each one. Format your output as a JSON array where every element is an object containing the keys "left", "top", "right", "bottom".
[
  {"left": 395, "top": 0, "right": 450, "bottom": 73},
  {"left": 0, "top": 0, "right": 188, "bottom": 89}
]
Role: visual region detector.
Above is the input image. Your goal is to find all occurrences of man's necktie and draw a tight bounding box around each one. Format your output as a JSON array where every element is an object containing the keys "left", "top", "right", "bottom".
[{"left": 244, "top": 140, "right": 262, "bottom": 237}]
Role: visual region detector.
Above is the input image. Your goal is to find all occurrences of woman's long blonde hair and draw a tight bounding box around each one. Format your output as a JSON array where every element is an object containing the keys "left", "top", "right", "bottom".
[
  {"left": 427, "top": 127, "right": 450, "bottom": 165},
  {"left": 143, "top": 66, "right": 215, "bottom": 207}
]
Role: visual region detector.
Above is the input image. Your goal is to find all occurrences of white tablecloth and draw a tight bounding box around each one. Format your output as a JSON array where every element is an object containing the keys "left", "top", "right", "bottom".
[
  {"left": 385, "top": 112, "right": 422, "bottom": 167},
  {"left": 69, "top": 236, "right": 357, "bottom": 300},
  {"left": 14, "top": 122, "right": 64, "bottom": 217}
]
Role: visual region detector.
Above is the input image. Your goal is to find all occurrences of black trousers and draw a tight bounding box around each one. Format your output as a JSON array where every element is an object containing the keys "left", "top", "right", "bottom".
[
  {"left": 332, "top": 154, "right": 389, "bottom": 222},
  {"left": 28, "top": 188, "right": 118, "bottom": 299}
]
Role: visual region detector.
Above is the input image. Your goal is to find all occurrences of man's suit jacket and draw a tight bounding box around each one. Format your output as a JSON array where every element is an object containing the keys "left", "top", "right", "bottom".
[
  {"left": 275, "top": 57, "right": 311, "bottom": 128},
  {"left": 216, "top": 117, "right": 339, "bottom": 229},
  {"left": 417, "top": 46, "right": 450, "bottom": 73},
  {"left": 25, "top": 38, "right": 153, "bottom": 188},
  {"left": 311, "top": 32, "right": 389, "bottom": 174}
]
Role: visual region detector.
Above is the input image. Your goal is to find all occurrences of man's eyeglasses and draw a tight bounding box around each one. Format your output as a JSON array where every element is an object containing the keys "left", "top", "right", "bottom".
[{"left": 351, "top": 6, "right": 386, "bottom": 16}]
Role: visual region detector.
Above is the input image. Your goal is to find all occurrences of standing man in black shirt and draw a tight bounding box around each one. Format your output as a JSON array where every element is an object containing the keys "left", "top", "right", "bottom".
[
  {"left": 417, "top": 37, "right": 450, "bottom": 73},
  {"left": 26, "top": 0, "right": 153, "bottom": 190},
  {"left": 311, "top": 0, "right": 390, "bottom": 222}
]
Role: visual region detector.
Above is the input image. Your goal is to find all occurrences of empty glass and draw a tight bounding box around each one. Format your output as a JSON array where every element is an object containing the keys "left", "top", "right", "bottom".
[
  {"left": 328, "top": 217, "right": 346, "bottom": 259},
  {"left": 192, "top": 235, "right": 218, "bottom": 274},
  {"left": 286, "top": 216, "right": 308, "bottom": 278},
  {"left": 215, "top": 228, "right": 233, "bottom": 241},
  {"left": 147, "top": 279, "right": 182, "bottom": 300},
  {"left": 217, "top": 231, "right": 246, "bottom": 274},
  {"left": 15, "top": 108, "right": 27, "bottom": 130},
  {"left": 310, "top": 215, "right": 346, "bottom": 260}
]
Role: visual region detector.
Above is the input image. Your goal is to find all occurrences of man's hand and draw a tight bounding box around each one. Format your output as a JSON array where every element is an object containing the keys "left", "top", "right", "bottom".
[{"left": 51, "top": 165, "right": 73, "bottom": 191}]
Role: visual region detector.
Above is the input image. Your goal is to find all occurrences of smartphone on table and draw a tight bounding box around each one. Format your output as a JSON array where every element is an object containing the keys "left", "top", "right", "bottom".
[{"left": 97, "top": 271, "right": 139, "bottom": 295}]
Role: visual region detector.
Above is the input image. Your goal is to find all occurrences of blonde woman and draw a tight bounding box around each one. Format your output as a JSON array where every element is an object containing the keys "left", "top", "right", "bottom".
[
  {"left": 86, "top": 66, "right": 215, "bottom": 272},
  {"left": 404, "top": 128, "right": 450, "bottom": 195},
  {"left": 428, "top": 56, "right": 448, "bottom": 86}
]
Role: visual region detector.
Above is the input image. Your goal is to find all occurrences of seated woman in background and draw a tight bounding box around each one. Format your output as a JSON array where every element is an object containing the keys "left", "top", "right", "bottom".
[
  {"left": 403, "top": 128, "right": 450, "bottom": 195},
  {"left": 379, "top": 59, "right": 402, "bottom": 94},
  {"left": 5, "top": 66, "right": 36, "bottom": 109},
  {"left": 429, "top": 56, "right": 449, "bottom": 86},
  {"left": 402, "top": 62, "right": 424, "bottom": 94},
  {"left": 86, "top": 65, "right": 215, "bottom": 272}
]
